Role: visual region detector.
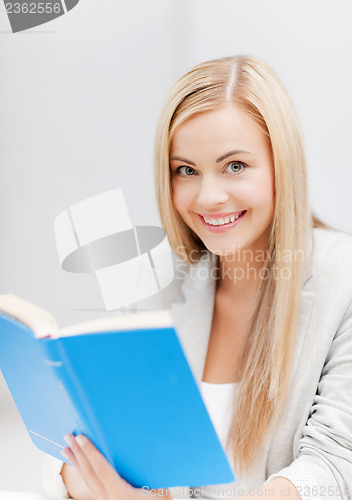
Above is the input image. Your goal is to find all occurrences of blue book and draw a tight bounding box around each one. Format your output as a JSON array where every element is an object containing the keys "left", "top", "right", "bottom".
[{"left": 0, "top": 294, "right": 235, "bottom": 489}]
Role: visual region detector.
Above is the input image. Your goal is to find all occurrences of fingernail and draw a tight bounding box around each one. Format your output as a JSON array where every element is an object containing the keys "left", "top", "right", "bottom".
[
  {"left": 76, "top": 434, "right": 87, "bottom": 447},
  {"left": 64, "top": 434, "right": 75, "bottom": 446},
  {"left": 60, "top": 448, "right": 70, "bottom": 459}
]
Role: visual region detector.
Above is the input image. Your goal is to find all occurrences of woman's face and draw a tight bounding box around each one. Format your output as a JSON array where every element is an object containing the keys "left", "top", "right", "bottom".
[{"left": 170, "top": 104, "right": 275, "bottom": 257}]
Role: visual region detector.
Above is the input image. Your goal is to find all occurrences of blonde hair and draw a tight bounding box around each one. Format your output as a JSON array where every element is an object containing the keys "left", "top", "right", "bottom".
[{"left": 155, "top": 56, "right": 323, "bottom": 475}]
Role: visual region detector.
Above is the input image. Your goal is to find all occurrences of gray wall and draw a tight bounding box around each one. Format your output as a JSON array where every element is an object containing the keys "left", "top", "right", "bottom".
[{"left": 1, "top": 0, "right": 351, "bottom": 492}]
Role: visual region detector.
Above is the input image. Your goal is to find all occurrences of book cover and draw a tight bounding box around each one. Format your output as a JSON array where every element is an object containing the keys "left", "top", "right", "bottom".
[{"left": 0, "top": 305, "right": 235, "bottom": 489}]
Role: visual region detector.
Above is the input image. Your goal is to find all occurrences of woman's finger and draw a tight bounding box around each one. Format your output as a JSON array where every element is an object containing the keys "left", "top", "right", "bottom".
[
  {"left": 74, "top": 434, "right": 132, "bottom": 493},
  {"left": 61, "top": 446, "right": 78, "bottom": 469},
  {"left": 64, "top": 433, "right": 108, "bottom": 499}
]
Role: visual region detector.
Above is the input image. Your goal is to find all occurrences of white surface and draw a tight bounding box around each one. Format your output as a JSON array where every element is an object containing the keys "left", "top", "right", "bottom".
[
  {"left": 0, "top": 495, "right": 49, "bottom": 500},
  {"left": 0, "top": 374, "right": 48, "bottom": 493}
]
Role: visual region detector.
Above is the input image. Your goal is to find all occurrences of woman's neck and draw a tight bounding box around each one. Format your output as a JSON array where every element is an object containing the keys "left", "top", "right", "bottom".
[{"left": 216, "top": 238, "right": 270, "bottom": 299}]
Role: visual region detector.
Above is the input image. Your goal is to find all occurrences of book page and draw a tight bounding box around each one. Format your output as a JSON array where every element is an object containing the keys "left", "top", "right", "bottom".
[
  {"left": 0, "top": 294, "right": 58, "bottom": 338},
  {"left": 57, "top": 309, "right": 173, "bottom": 337}
]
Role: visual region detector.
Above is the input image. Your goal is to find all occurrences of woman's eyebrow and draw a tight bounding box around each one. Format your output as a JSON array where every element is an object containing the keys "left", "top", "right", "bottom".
[
  {"left": 169, "top": 156, "right": 196, "bottom": 166},
  {"left": 216, "top": 150, "right": 254, "bottom": 163},
  {"left": 170, "top": 149, "right": 254, "bottom": 166}
]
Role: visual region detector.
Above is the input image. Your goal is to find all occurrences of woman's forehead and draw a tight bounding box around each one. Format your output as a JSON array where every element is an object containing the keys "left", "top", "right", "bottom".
[{"left": 170, "top": 105, "right": 270, "bottom": 159}]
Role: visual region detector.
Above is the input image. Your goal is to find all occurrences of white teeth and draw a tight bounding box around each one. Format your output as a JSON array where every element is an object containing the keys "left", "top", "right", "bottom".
[{"left": 203, "top": 213, "right": 242, "bottom": 226}]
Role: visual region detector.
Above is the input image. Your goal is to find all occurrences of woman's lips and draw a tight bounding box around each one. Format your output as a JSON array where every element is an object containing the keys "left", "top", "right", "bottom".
[{"left": 198, "top": 210, "right": 247, "bottom": 233}]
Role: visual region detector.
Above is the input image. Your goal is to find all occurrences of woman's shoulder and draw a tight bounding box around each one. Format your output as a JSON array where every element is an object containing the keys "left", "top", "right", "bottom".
[
  {"left": 301, "top": 228, "right": 352, "bottom": 348},
  {"left": 313, "top": 225, "right": 352, "bottom": 249},
  {"left": 312, "top": 227, "right": 352, "bottom": 266},
  {"left": 310, "top": 227, "right": 352, "bottom": 293}
]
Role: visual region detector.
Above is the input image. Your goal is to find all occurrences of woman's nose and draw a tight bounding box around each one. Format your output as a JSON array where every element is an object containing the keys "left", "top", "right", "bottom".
[{"left": 196, "top": 176, "right": 230, "bottom": 207}]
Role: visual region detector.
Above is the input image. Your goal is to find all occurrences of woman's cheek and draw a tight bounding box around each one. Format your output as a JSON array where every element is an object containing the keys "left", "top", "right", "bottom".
[
  {"left": 171, "top": 186, "right": 182, "bottom": 214},
  {"left": 244, "top": 176, "right": 274, "bottom": 210},
  {"left": 172, "top": 184, "right": 192, "bottom": 214}
]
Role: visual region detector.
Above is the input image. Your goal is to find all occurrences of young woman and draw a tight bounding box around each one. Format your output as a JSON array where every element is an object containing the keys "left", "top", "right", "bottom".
[{"left": 43, "top": 56, "right": 352, "bottom": 500}]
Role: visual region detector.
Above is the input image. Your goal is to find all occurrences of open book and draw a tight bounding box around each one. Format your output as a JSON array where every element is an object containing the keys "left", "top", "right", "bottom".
[{"left": 0, "top": 294, "right": 235, "bottom": 489}]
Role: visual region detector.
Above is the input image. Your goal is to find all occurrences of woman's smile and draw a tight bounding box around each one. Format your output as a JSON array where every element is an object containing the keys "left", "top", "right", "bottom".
[{"left": 198, "top": 210, "right": 247, "bottom": 232}]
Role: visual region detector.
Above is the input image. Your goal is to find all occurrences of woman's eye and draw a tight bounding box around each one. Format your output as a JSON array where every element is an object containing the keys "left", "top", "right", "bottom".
[
  {"left": 177, "top": 166, "right": 196, "bottom": 176},
  {"left": 225, "top": 161, "right": 246, "bottom": 174}
]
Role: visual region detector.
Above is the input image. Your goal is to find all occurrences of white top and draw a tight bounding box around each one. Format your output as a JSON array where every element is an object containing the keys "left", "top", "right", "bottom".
[
  {"left": 197, "top": 381, "right": 246, "bottom": 499},
  {"left": 200, "top": 381, "right": 237, "bottom": 454}
]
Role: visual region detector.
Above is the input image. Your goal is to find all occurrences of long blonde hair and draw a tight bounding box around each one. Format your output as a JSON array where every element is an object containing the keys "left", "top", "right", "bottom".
[{"left": 155, "top": 56, "right": 323, "bottom": 475}]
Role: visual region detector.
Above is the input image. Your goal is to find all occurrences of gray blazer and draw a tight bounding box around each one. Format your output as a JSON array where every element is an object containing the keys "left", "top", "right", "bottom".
[{"left": 162, "top": 227, "right": 352, "bottom": 499}]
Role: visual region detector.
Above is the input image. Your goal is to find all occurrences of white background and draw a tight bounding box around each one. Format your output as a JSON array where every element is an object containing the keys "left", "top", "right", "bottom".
[{"left": 0, "top": 0, "right": 352, "bottom": 493}]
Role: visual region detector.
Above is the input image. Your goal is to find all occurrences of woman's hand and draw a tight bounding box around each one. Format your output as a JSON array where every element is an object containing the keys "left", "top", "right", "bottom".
[{"left": 61, "top": 433, "right": 172, "bottom": 500}]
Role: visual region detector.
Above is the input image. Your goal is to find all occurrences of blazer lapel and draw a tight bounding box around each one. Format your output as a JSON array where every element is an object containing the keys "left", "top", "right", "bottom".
[
  {"left": 170, "top": 255, "right": 218, "bottom": 386},
  {"left": 291, "top": 227, "right": 316, "bottom": 377}
]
